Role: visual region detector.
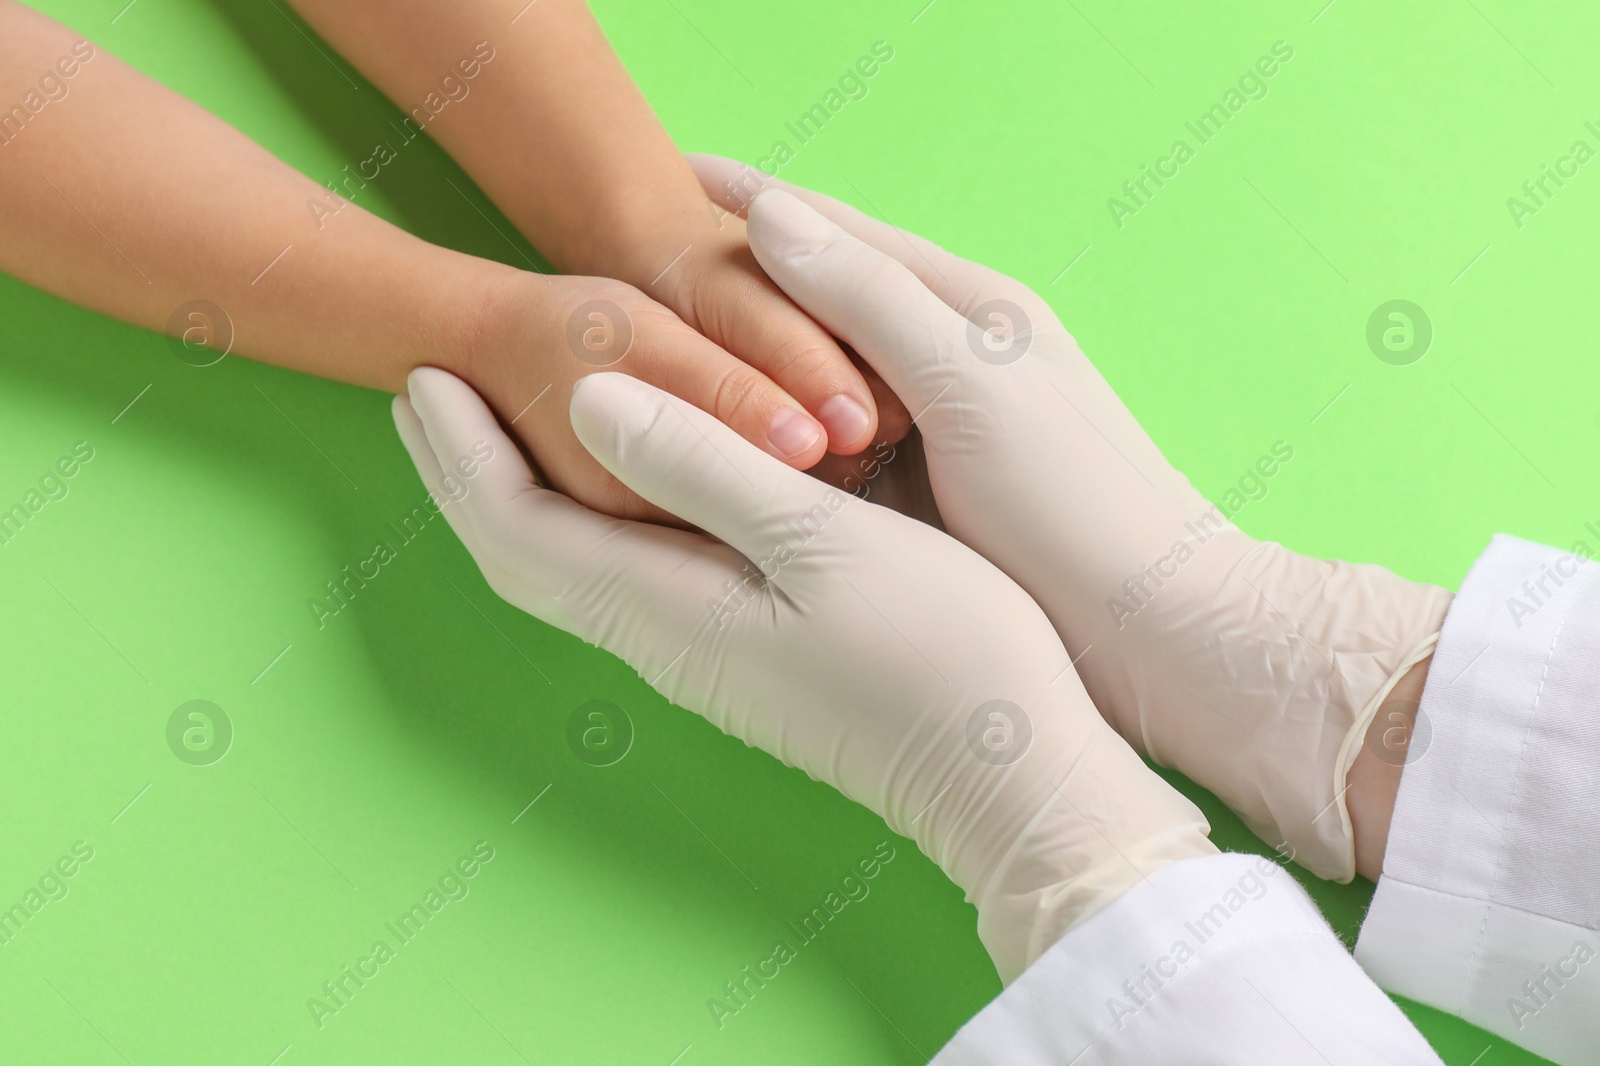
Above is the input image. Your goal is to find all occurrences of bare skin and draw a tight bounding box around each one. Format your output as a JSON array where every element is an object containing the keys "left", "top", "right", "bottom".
[
  {"left": 0, "top": 6, "right": 482, "bottom": 394},
  {"left": 1348, "top": 655, "right": 1432, "bottom": 881},
  {"left": 0, "top": 2, "right": 906, "bottom": 523},
  {"left": 1, "top": 0, "right": 1418, "bottom": 885},
  {"left": 282, "top": 0, "right": 913, "bottom": 465}
]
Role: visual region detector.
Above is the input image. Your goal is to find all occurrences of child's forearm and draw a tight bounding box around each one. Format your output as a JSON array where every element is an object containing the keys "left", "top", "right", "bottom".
[
  {"left": 283, "top": 0, "right": 914, "bottom": 461},
  {"left": 283, "top": 0, "right": 713, "bottom": 287},
  {"left": 0, "top": 1, "right": 507, "bottom": 391}
]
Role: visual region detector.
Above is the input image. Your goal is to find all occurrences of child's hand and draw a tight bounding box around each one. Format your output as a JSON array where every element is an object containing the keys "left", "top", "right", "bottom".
[
  {"left": 457, "top": 270, "right": 865, "bottom": 524},
  {"left": 260, "top": 0, "right": 913, "bottom": 507},
  {"left": 622, "top": 209, "right": 916, "bottom": 458}
]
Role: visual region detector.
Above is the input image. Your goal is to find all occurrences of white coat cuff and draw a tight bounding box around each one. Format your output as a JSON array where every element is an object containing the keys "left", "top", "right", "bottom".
[
  {"left": 1355, "top": 533, "right": 1600, "bottom": 1065},
  {"left": 934, "top": 853, "right": 1439, "bottom": 1065}
]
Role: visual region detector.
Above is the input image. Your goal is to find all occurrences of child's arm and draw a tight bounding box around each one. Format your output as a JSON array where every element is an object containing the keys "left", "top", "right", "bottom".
[
  {"left": 0, "top": 1, "right": 491, "bottom": 395},
  {"left": 0, "top": 2, "right": 835, "bottom": 522},
  {"left": 282, "top": 0, "right": 912, "bottom": 454}
]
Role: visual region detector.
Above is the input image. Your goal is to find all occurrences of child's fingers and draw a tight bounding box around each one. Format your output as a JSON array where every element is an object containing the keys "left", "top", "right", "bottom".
[
  {"left": 623, "top": 307, "right": 830, "bottom": 470},
  {"left": 744, "top": 190, "right": 974, "bottom": 430},
  {"left": 568, "top": 372, "right": 852, "bottom": 571},
  {"left": 399, "top": 367, "right": 746, "bottom": 662},
  {"left": 855, "top": 356, "right": 915, "bottom": 445},
  {"left": 688, "top": 250, "right": 882, "bottom": 455}
]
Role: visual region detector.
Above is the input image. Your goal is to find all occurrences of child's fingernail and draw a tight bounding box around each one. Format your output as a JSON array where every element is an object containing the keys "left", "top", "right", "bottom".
[
  {"left": 767, "top": 407, "right": 823, "bottom": 458},
  {"left": 817, "top": 395, "right": 871, "bottom": 448}
]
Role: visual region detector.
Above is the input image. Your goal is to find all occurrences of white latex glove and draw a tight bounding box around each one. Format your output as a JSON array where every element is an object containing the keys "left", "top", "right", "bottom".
[
  {"left": 694, "top": 157, "right": 1454, "bottom": 883},
  {"left": 391, "top": 366, "right": 1215, "bottom": 982}
]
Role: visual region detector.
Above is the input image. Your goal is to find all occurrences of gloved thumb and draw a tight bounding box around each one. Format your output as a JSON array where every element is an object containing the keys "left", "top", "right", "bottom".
[{"left": 569, "top": 372, "right": 854, "bottom": 571}]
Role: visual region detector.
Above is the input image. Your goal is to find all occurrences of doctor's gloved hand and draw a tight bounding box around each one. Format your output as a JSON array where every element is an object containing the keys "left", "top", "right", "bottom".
[
  {"left": 392, "top": 366, "right": 1215, "bottom": 983},
  {"left": 697, "top": 158, "right": 1454, "bottom": 884}
]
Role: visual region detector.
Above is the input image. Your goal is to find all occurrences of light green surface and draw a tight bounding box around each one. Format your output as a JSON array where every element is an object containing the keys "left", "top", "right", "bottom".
[{"left": 3, "top": 1, "right": 1594, "bottom": 1062}]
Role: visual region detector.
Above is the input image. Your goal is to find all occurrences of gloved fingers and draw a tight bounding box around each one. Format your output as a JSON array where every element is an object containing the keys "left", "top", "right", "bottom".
[
  {"left": 400, "top": 366, "right": 634, "bottom": 569},
  {"left": 406, "top": 366, "right": 541, "bottom": 509},
  {"left": 398, "top": 369, "right": 769, "bottom": 670},
  {"left": 403, "top": 365, "right": 568, "bottom": 574},
  {"left": 690, "top": 153, "right": 958, "bottom": 291},
  {"left": 569, "top": 371, "right": 853, "bottom": 571},
  {"left": 391, "top": 391, "right": 488, "bottom": 560},
  {"left": 689, "top": 153, "right": 1053, "bottom": 326},
  {"left": 744, "top": 189, "right": 979, "bottom": 422}
]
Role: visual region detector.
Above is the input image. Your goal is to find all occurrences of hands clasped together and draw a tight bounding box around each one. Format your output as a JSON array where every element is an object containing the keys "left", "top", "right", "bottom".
[
  {"left": 395, "top": 163, "right": 1456, "bottom": 1063},
  {"left": 4, "top": 2, "right": 1588, "bottom": 1057}
]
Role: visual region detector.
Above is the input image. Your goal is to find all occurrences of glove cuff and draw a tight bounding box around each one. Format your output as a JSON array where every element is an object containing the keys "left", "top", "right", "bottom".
[{"left": 1322, "top": 630, "right": 1441, "bottom": 879}]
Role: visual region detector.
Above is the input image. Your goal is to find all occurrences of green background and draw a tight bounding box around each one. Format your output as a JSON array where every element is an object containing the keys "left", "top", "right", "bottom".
[{"left": 3, "top": 0, "right": 1594, "bottom": 1062}]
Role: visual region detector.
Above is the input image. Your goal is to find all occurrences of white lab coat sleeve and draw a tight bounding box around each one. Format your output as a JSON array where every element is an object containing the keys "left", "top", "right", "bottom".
[
  {"left": 1355, "top": 534, "right": 1600, "bottom": 1065},
  {"left": 932, "top": 852, "right": 1442, "bottom": 1065}
]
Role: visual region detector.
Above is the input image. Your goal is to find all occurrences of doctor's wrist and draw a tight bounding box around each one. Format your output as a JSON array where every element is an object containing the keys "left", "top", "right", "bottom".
[{"left": 1347, "top": 655, "right": 1432, "bottom": 882}]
